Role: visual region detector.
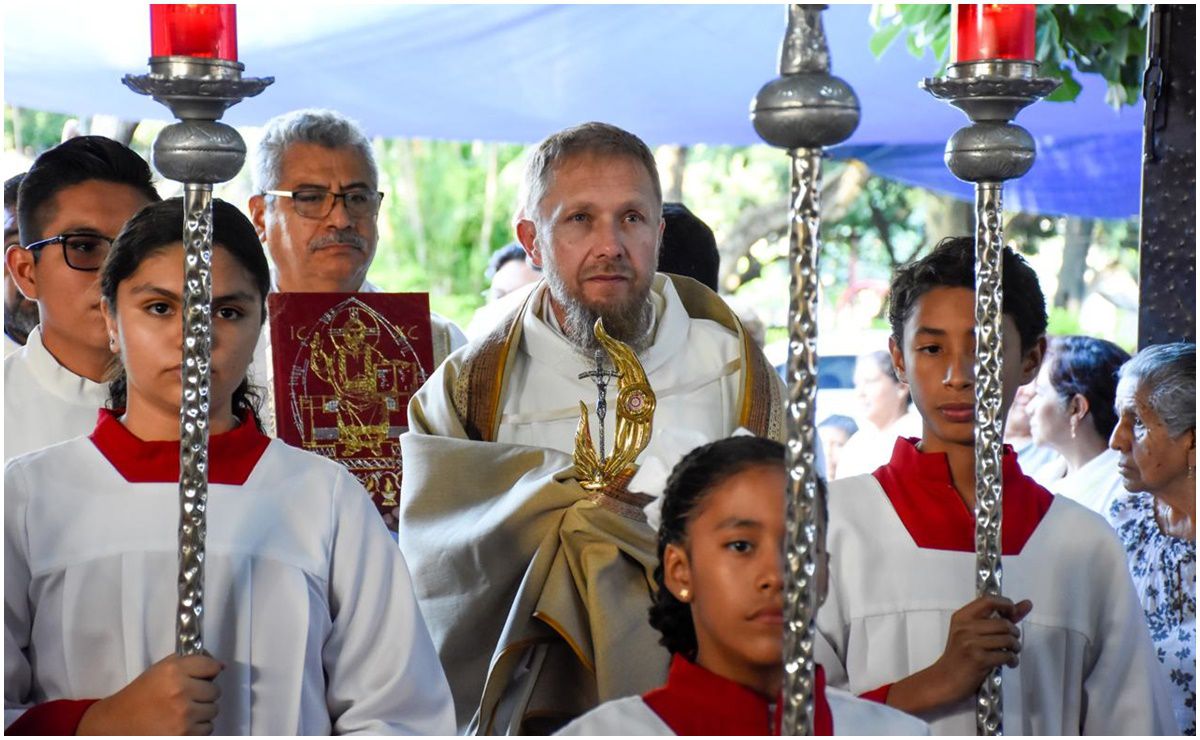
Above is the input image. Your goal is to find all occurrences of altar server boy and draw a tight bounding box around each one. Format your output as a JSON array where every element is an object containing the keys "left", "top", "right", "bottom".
[
  {"left": 5, "top": 199, "right": 455, "bottom": 735},
  {"left": 815, "top": 236, "right": 1175, "bottom": 734},
  {"left": 5, "top": 136, "right": 160, "bottom": 461}
]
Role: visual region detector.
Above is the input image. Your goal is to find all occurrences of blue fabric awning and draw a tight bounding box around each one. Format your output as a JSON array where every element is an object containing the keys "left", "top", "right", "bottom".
[{"left": 4, "top": 4, "right": 1144, "bottom": 218}]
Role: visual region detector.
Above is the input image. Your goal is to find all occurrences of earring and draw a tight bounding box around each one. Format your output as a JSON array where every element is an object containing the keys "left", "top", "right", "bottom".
[
  {"left": 108, "top": 336, "right": 117, "bottom": 351},
  {"left": 678, "top": 588, "right": 690, "bottom": 602},
  {"left": 1070, "top": 420, "right": 1078, "bottom": 439},
  {"left": 1189, "top": 464, "right": 1195, "bottom": 480}
]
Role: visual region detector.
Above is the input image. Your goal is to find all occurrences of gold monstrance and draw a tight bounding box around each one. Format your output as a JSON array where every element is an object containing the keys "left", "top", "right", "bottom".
[{"left": 574, "top": 320, "right": 656, "bottom": 491}]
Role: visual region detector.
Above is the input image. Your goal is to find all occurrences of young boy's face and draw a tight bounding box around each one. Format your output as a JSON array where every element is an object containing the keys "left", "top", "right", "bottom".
[{"left": 889, "top": 286, "right": 1044, "bottom": 452}]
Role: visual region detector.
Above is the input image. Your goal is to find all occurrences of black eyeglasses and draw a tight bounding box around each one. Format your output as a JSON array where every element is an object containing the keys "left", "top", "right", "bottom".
[
  {"left": 263, "top": 188, "right": 385, "bottom": 220},
  {"left": 24, "top": 232, "right": 113, "bottom": 272}
]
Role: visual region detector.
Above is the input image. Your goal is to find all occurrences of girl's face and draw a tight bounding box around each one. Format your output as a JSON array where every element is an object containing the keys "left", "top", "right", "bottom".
[
  {"left": 103, "top": 243, "right": 262, "bottom": 434},
  {"left": 665, "top": 463, "right": 826, "bottom": 695}
]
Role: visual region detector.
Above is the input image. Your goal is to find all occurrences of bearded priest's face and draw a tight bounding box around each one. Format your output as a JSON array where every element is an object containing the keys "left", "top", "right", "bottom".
[{"left": 520, "top": 152, "right": 662, "bottom": 353}]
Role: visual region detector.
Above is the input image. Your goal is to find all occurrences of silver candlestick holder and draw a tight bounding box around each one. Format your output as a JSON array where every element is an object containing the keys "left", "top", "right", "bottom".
[
  {"left": 750, "top": 5, "right": 859, "bottom": 735},
  {"left": 123, "top": 56, "right": 272, "bottom": 656},
  {"left": 921, "top": 59, "right": 1058, "bottom": 736}
]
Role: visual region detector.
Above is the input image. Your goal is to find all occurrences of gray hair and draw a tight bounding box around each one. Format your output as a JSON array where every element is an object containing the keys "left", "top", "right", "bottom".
[
  {"left": 522, "top": 121, "right": 662, "bottom": 225},
  {"left": 253, "top": 109, "right": 377, "bottom": 192},
  {"left": 1118, "top": 342, "right": 1195, "bottom": 437}
]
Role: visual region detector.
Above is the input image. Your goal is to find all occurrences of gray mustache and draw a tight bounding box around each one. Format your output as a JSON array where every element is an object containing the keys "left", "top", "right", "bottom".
[{"left": 310, "top": 230, "right": 368, "bottom": 251}]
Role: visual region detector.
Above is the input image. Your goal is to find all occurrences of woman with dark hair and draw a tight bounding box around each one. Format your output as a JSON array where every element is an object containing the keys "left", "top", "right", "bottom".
[
  {"left": 1108, "top": 342, "right": 1196, "bottom": 735},
  {"left": 557, "top": 435, "right": 928, "bottom": 735},
  {"left": 4, "top": 198, "right": 454, "bottom": 735},
  {"left": 835, "top": 350, "right": 920, "bottom": 479},
  {"left": 1027, "top": 335, "right": 1130, "bottom": 517}
]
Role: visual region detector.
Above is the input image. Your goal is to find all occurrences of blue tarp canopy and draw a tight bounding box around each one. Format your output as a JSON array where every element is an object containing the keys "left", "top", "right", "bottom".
[{"left": 4, "top": 3, "right": 1144, "bottom": 218}]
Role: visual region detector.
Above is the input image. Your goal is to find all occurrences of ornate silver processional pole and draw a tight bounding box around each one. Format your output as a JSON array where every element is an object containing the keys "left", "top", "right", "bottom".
[
  {"left": 921, "top": 6, "right": 1058, "bottom": 734},
  {"left": 123, "top": 5, "right": 273, "bottom": 656},
  {"left": 750, "top": 5, "right": 859, "bottom": 735}
]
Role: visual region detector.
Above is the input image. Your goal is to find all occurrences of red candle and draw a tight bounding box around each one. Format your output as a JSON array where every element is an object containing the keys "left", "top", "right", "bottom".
[
  {"left": 953, "top": 4, "right": 1036, "bottom": 63},
  {"left": 150, "top": 4, "right": 238, "bottom": 61}
]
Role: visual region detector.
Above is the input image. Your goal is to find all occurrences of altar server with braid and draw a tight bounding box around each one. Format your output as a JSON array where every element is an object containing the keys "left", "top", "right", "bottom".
[{"left": 558, "top": 435, "right": 929, "bottom": 735}]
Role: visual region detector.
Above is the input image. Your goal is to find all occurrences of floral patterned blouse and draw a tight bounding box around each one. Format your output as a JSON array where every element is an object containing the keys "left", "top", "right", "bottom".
[{"left": 1111, "top": 491, "right": 1197, "bottom": 735}]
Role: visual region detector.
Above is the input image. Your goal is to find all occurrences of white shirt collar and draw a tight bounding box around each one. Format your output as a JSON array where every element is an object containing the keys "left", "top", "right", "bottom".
[{"left": 15, "top": 326, "right": 109, "bottom": 404}]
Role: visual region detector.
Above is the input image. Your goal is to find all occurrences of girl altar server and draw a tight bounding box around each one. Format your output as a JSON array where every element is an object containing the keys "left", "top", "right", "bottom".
[
  {"left": 557, "top": 435, "right": 928, "bottom": 735},
  {"left": 5, "top": 198, "right": 455, "bottom": 735}
]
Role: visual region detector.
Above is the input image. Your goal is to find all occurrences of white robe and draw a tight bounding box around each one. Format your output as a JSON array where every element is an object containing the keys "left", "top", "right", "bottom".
[
  {"left": 4, "top": 428, "right": 456, "bottom": 735},
  {"left": 1045, "top": 448, "right": 1127, "bottom": 523},
  {"left": 554, "top": 689, "right": 931, "bottom": 735},
  {"left": 4, "top": 326, "right": 108, "bottom": 462},
  {"left": 490, "top": 274, "right": 764, "bottom": 458},
  {"left": 4, "top": 332, "right": 21, "bottom": 357},
  {"left": 247, "top": 278, "right": 467, "bottom": 436},
  {"left": 816, "top": 473, "right": 1177, "bottom": 735}
]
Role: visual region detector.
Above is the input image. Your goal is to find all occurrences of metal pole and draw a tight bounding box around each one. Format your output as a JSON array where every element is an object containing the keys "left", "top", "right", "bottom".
[
  {"left": 782, "top": 147, "right": 823, "bottom": 735},
  {"left": 176, "top": 182, "right": 214, "bottom": 654},
  {"left": 922, "top": 59, "right": 1058, "bottom": 735},
  {"left": 972, "top": 180, "right": 1005, "bottom": 734},
  {"left": 125, "top": 54, "right": 272, "bottom": 656},
  {"left": 751, "top": 5, "right": 859, "bottom": 734}
]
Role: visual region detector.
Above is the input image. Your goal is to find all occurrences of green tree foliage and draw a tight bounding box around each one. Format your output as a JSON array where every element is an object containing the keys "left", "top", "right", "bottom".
[
  {"left": 869, "top": 4, "right": 1150, "bottom": 108},
  {"left": 369, "top": 139, "right": 527, "bottom": 325},
  {"left": 4, "top": 107, "right": 75, "bottom": 156}
]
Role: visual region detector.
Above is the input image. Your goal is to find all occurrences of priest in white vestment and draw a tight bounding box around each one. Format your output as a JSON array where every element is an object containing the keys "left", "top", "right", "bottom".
[{"left": 398, "top": 122, "right": 784, "bottom": 734}]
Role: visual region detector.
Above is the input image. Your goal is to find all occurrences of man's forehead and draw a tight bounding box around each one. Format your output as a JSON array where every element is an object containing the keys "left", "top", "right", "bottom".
[
  {"left": 36, "top": 179, "right": 153, "bottom": 234},
  {"left": 277, "top": 143, "right": 374, "bottom": 186},
  {"left": 546, "top": 153, "right": 657, "bottom": 199}
]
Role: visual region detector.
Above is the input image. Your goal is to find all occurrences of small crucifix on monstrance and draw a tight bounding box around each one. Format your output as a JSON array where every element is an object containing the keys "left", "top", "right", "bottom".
[{"left": 578, "top": 349, "right": 621, "bottom": 464}]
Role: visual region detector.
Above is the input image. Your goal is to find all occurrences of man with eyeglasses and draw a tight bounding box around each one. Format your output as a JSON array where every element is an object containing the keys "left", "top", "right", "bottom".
[
  {"left": 246, "top": 109, "right": 465, "bottom": 435},
  {"left": 4, "top": 136, "right": 161, "bottom": 461},
  {"left": 4, "top": 173, "right": 40, "bottom": 356}
]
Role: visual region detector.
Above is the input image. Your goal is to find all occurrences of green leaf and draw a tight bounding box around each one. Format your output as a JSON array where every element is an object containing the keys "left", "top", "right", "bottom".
[
  {"left": 1046, "top": 71, "right": 1082, "bottom": 102},
  {"left": 906, "top": 30, "right": 923, "bottom": 58},
  {"left": 1116, "top": 4, "right": 1136, "bottom": 16},
  {"left": 930, "top": 29, "right": 949, "bottom": 62},
  {"left": 1109, "top": 27, "right": 1130, "bottom": 64},
  {"left": 869, "top": 22, "right": 905, "bottom": 58},
  {"left": 898, "top": 4, "right": 939, "bottom": 25},
  {"left": 1104, "top": 81, "right": 1127, "bottom": 109},
  {"left": 1090, "top": 25, "right": 1115, "bottom": 43}
]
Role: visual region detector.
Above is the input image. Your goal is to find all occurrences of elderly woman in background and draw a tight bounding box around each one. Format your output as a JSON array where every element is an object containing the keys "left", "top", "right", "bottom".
[
  {"left": 1028, "top": 336, "right": 1130, "bottom": 517},
  {"left": 1108, "top": 342, "right": 1195, "bottom": 735},
  {"left": 834, "top": 350, "right": 920, "bottom": 479}
]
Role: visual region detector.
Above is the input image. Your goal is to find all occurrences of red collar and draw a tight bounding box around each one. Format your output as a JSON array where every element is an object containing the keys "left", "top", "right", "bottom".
[
  {"left": 89, "top": 408, "right": 271, "bottom": 485},
  {"left": 643, "top": 654, "right": 833, "bottom": 735},
  {"left": 872, "top": 437, "right": 1053, "bottom": 554}
]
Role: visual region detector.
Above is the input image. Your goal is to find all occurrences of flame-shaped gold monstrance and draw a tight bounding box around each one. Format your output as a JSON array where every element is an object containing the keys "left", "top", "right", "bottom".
[{"left": 573, "top": 319, "right": 656, "bottom": 491}]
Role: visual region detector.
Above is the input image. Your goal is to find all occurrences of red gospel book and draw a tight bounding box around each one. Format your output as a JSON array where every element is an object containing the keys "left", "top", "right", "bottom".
[{"left": 267, "top": 292, "right": 434, "bottom": 530}]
